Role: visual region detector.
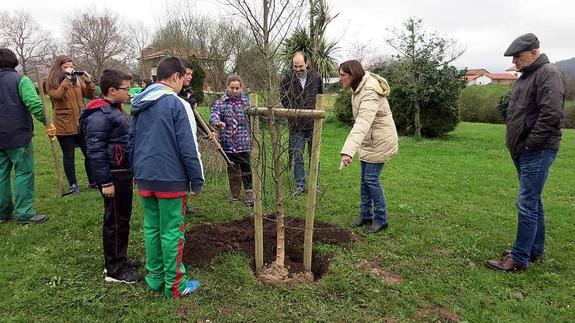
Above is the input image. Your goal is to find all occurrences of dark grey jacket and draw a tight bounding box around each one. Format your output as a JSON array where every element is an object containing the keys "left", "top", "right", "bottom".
[
  {"left": 280, "top": 68, "right": 323, "bottom": 130},
  {"left": 506, "top": 54, "right": 565, "bottom": 161}
]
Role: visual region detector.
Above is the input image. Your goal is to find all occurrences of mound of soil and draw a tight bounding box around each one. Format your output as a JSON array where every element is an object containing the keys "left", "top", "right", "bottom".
[{"left": 183, "top": 215, "right": 362, "bottom": 279}]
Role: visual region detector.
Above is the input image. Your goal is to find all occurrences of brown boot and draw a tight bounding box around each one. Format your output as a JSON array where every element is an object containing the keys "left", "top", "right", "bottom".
[
  {"left": 228, "top": 168, "right": 242, "bottom": 202},
  {"left": 245, "top": 189, "right": 254, "bottom": 207},
  {"left": 486, "top": 255, "right": 526, "bottom": 272}
]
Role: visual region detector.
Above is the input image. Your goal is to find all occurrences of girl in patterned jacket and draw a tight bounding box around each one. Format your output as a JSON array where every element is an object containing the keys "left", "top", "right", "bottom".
[{"left": 210, "top": 75, "right": 253, "bottom": 206}]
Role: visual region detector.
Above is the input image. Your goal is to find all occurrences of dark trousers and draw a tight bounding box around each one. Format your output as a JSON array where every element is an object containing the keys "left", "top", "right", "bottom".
[
  {"left": 101, "top": 171, "right": 133, "bottom": 276},
  {"left": 57, "top": 135, "right": 93, "bottom": 186},
  {"left": 226, "top": 152, "right": 252, "bottom": 190}
]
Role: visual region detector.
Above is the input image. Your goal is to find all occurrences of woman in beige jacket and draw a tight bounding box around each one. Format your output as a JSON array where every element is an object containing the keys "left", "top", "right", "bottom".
[{"left": 339, "top": 60, "right": 398, "bottom": 233}]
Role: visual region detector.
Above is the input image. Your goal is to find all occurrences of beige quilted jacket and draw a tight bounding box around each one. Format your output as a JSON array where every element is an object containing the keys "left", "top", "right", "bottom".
[{"left": 340, "top": 72, "right": 398, "bottom": 163}]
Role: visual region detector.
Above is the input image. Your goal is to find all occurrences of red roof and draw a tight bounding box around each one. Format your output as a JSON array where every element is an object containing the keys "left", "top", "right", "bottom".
[
  {"left": 466, "top": 74, "right": 481, "bottom": 81},
  {"left": 488, "top": 73, "right": 517, "bottom": 80},
  {"left": 505, "top": 66, "right": 518, "bottom": 72},
  {"left": 467, "top": 68, "right": 490, "bottom": 76}
]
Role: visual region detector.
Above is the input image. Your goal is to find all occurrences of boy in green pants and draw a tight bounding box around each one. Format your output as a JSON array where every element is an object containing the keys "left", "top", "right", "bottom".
[
  {"left": 0, "top": 48, "right": 55, "bottom": 224},
  {"left": 130, "top": 56, "right": 204, "bottom": 297}
]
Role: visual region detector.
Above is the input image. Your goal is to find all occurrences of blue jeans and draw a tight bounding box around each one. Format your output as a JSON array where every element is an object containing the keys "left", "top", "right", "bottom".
[
  {"left": 289, "top": 129, "right": 313, "bottom": 189},
  {"left": 511, "top": 148, "right": 558, "bottom": 267},
  {"left": 360, "top": 161, "right": 388, "bottom": 225}
]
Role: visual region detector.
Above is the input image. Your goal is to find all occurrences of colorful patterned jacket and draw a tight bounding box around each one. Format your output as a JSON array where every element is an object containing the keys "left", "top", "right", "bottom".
[{"left": 209, "top": 91, "right": 252, "bottom": 153}]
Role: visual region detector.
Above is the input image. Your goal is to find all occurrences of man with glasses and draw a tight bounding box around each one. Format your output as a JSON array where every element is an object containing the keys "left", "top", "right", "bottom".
[{"left": 280, "top": 51, "right": 324, "bottom": 196}]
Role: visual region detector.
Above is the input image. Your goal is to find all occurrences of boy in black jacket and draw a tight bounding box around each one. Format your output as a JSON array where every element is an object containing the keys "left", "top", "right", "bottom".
[{"left": 81, "top": 69, "right": 141, "bottom": 283}]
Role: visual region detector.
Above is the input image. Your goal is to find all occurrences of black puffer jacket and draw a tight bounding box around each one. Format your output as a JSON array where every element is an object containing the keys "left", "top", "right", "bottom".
[
  {"left": 80, "top": 99, "right": 131, "bottom": 185},
  {"left": 506, "top": 54, "right": 565, "bottom": 161}
]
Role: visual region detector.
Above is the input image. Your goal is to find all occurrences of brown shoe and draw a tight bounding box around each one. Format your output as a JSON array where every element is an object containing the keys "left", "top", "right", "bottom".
[
  {"left": 486, "top": 255, "right": 526, "bottom": 272},
  {"left": 501, "top": 250, "right": 544, "bottom": 263}
]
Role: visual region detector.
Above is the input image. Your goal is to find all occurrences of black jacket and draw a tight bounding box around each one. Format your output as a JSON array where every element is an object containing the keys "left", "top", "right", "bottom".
[
  {"left": 506, "top": 54, "right": 565, "bottom": 161},
  {"left": 179, "top": 87, "right": 197, "bottom": 107},
  {"left": 80, "top": 99, "right": 131, "bottom": 185},
  {"left": 280, "top": 68, "right": 323, "bottom": 130}
]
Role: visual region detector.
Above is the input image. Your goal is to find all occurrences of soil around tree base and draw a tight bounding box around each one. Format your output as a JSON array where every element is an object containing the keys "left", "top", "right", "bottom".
[{"left": 183, "top": 215, "right": 362, "bottom": 281}]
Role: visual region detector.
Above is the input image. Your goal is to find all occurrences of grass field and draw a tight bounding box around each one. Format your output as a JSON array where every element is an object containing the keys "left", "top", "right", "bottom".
[{"left": 0, "top": 116, "right": 574, "bottom": 321}]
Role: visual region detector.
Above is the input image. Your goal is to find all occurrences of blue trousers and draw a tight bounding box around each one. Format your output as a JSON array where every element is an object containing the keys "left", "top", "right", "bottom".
[{"left": 510, "top": 149, "right": 558, "bottom": 267}]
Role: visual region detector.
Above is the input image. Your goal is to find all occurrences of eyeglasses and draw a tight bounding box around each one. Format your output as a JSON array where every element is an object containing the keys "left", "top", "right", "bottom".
[{"left": 116, "top": 87, "right": 130, "bottom": 91}]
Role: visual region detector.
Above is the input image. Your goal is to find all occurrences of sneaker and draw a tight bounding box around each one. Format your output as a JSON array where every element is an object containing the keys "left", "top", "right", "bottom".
[
  {"left": 105, "top": 270, "right": 142, "bottom": 284},
  {"left": 17, "top": 215, "right": 48, "bottom": 225},
  {"left": 103, "top": 258, "right": 142, "bottom": 274},
  {"left": 180, "top": 279, "right": 201, "bottom": 297},
  {"left": 62, "top": 183, "right": 80, "bottom": 196},
  {"left": 0, "top": 215, "right": 13, "bottom": 223},
  {"left": 88, "top": 182, "right": 98, "bottom": 190},
  {"left": 366, "top": 222, "right": 388, "bottom": 233},
  {"left": 292, "top": 187, "right": 305, "bottom": 197}
]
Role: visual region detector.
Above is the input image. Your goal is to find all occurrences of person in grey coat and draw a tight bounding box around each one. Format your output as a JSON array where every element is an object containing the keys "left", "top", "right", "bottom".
[{"left": 486, "top": 33, "right": 566, "bottom": 272}]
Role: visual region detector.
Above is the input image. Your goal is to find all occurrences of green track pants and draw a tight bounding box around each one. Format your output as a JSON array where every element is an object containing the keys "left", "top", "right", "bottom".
[
  {"left": 140, "top": 193, "right": 188, "bottom": 298},
  {"left": 0, "top": 142, "right": 36, "bottom": 221}
]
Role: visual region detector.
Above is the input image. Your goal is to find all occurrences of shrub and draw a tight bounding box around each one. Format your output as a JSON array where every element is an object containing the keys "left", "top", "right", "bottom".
[
  {"left": 497, "top": 90, "right": 512, "bottom": 120},
  {"left": 374, "top": 64, "right": 465, "bottom": 137},
  {"left": 186, "top": 56, "right": 206, "bottom": 104},
  {"left": 334, "top": 89, "right": 353, "bottom": 125},
  {"left": 458, "top": 84, "right": 511, "bottom": 124},
  {"left": 564, "top": 102, "right": 575, "bottom": 129}
]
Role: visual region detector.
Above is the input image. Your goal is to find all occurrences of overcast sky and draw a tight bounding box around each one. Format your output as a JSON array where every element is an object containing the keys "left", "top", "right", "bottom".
[{"left": 4, "top": 0, "right": 575, "bottom": 72}]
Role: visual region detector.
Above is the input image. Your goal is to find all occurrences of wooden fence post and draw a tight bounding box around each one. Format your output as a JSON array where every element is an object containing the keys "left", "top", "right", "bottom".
[
  {"left": 303, "top": 94, "right": 324, "bottom": 272},
  {"left": 249, "top": 93, "right": 264, "bottom": 273}
]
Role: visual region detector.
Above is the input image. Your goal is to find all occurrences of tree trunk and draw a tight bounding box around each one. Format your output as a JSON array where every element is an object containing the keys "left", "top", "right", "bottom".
[
  {"left": 414, "top": 100, "right": 422, "bottom": 139},
  {"left": 263, "top": 0, "right": 285, "bottom": 268}
]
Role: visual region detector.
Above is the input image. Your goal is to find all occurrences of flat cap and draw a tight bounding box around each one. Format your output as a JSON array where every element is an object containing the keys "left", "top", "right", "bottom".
[{"left": 504, "top": 33, "right": 540, "bottom": 56}]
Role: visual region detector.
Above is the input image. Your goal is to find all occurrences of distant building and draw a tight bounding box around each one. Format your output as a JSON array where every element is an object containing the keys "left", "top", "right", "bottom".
[{"left": 465, "top": 67, "right": 519, "bottom": 86}]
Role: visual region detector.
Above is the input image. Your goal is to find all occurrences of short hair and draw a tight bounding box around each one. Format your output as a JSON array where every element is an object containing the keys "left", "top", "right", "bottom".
[
  {"left": 181, "top": 59, "right": 194, "bottom": 70},
  {"left": 0, "top": 48, "right": 18, "bottom": 69},
  {"left": 99, "top": 69, "right": 132, "bottom": 96},
  {"left": 157, "top": 56, "right": 185, "bottom": 81},
  {"left": 227, "top": 74, "right": 243, "bottom": 86},
  {"left": 142, "top": 78, "right": 153, "bottom": 88},
  {"left": 339, "top": 60, "right": 365, "bottom": 90},
  {"left": 293, "top": 51, "right": 309, "bottom": 64}
]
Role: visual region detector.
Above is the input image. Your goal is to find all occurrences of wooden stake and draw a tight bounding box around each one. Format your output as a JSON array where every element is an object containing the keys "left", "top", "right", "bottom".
[
  {"left": 303, "top": 94, "right": 325, "bottom": 272},
  {"left": 34, "top": 67, "right": 67, "bottom": 196},
  {"left": 249, "top": 93, "right": 264, "bottom": 273}
]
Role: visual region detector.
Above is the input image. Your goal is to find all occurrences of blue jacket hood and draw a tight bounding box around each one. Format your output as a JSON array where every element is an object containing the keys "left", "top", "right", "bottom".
[{"left": 131, "top": 83, "right": 177, "bottom": 115}]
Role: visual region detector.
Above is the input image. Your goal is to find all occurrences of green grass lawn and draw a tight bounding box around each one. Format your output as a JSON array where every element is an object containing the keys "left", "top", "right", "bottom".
[{"left": 1, "top": 119, "right": 574, "bottom": 322}]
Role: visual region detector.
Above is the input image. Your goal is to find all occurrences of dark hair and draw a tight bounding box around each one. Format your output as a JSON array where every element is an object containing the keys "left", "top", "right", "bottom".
[
  {"left": 99, "top": 69, "right": 132, "bottom": 96},
  {"left": 157, "top": 56, "right": 185, "bottom": 81},
  {"left": 142, "top": 78, "right": 153, "bottom": 89},
  {"left": 293, "top": 51, "right": 309, "bottom": 64},
  {"left": 181, "top": 59, "right": 194, "bottom": 70},
  {"left": 0, "top": 48, "right": 18, "bottom": 69},
  {"left": 46, "top": 55, "right": 73, "bottom": 89},
  {"left": 227, "top": 74, "right": 243, "bottom": 86},
  {"left": 339, "top": 60, "right": 365, "bottom": 91}
]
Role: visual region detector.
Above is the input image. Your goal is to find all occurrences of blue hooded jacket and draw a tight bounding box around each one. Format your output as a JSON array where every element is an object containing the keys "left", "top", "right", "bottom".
[{"left": 130, "top": 83, "right": 204, "bottom": 193}]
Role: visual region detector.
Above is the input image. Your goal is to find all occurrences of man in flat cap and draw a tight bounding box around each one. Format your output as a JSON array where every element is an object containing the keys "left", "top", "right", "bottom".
[{"left": 486, "top": 33, "right": 566, "bottom": 272}]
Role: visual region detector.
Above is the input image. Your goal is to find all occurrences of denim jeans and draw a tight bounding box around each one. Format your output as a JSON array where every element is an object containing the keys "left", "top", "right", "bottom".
[
  {"left": 511, "top": 148, "right": 558, "bottom": 267},
  {"left": 360, "top": 161, "right": 388, "bottom": 225},
  {"left": 289, "top": 129, "right": 313, "bottom": 189}
]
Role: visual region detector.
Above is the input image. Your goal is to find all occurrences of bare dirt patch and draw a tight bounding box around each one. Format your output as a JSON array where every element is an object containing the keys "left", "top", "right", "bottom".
[
  {"left": 356, "top": 260, "right": 403, "bottom": 285},
  {"left": 415, "top": 306, "right": 461, "bottom": 322},
  {"left": 183, "top": 215, "right": 362, "bottom": 282}
]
